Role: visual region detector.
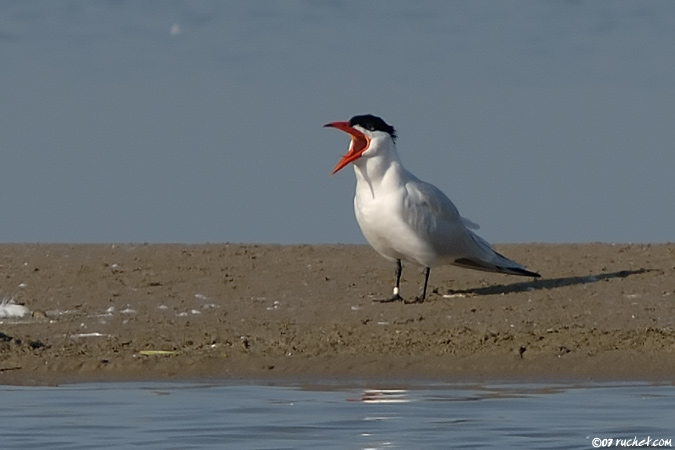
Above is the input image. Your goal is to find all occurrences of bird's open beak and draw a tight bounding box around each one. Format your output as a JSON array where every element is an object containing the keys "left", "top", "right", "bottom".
[{"left": 323, "top": 121, "right": 371, "bottom": 174}]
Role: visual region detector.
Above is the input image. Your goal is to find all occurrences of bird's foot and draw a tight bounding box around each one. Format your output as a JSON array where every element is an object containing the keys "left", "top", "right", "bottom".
[
  {"left": 376, "top": 294, "right": 404, "bottom": 303},
  {"left": 404, "top": 296, "right": 424, "bottom": 304}
]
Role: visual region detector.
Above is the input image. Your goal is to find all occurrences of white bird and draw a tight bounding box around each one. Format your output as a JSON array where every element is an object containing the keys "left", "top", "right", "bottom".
[{"left": 325, "top": 114, "right": 540, "bottom": 303}]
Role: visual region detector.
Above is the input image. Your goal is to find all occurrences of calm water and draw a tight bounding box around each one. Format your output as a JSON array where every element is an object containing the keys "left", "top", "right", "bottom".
[
  {"left": 0, "top": 381, "right": 673, "bottom": 449},
  {"left": 2, "top": 1, "right": 675, "bottom": 244}
]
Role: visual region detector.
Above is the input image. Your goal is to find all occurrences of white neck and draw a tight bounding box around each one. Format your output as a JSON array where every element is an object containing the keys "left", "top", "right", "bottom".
[{"left": 351, "top": 139, "right": 404, "bottom": 197}]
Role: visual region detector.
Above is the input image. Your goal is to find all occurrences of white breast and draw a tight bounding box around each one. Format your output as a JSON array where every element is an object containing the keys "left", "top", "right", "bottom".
[{"left": 352, "top": 165, "right": 438, "bottom": 268}]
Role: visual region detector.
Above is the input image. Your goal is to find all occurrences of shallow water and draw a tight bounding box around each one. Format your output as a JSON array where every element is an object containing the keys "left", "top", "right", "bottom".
[
  {"left": 2, "top": 1, "right": 675, "bottom": 243},
  {"left": 1, "top": 381, "right": 673, "bottom": 449}
]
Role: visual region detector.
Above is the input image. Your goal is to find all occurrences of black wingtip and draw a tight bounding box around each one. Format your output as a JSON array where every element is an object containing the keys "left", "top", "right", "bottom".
[
  {"left": 513, "top": 268, "right": 541, "bottom": 278},
  {"left": 454, "top": 257, "right": 541, "bottom": 278}
]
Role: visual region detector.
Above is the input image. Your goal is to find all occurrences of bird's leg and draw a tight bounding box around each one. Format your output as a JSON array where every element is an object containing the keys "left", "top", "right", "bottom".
[
  {"left": 406, "top": 267, "right": 430, "bottom": 304},
  {"left": 377, "top": 259, "right": 404, "bottom": 302}
]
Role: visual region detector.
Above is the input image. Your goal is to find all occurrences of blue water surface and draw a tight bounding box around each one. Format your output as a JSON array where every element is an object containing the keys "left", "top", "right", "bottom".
[{"left": 0, "top": 381, "right": 673, "bottom": 449}]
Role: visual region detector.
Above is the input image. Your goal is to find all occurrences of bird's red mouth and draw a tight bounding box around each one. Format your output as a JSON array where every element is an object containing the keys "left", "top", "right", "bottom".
[{"left": 323, "top": 121, "right": 371, "bottom": 174}]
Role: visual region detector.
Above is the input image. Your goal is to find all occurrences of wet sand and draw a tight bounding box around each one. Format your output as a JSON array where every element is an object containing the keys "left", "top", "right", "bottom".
[{"left": 0, "top": 243, "right": 674, "bottom": 385}]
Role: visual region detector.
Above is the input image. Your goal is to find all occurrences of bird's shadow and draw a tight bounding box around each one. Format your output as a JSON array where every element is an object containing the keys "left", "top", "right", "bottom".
[{"left": 442, "top": 268, "right": 654, "bottom": 297}]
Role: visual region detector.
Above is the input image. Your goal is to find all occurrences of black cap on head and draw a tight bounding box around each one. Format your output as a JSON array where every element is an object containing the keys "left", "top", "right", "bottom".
[{"left": 349, "top": 114, "right": 397, "bottom": 141}]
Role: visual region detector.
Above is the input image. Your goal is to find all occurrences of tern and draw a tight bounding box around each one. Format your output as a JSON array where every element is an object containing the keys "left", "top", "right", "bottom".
[{"left": 325, "top": 114, "right": 540, "bottom": 303}]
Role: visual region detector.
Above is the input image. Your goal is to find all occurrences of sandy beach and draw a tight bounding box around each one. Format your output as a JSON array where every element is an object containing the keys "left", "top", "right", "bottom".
[{"left": 0, "top": 243, "right": 673, "bottom": 385}]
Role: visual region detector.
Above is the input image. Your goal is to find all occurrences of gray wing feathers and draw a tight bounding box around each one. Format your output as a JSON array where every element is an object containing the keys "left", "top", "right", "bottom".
[
  {"left": 405, "top": 178, "right": 540, "bottom": 278},
  {"left": 456, "top": 231, "right": 540, "bottom": 277}
]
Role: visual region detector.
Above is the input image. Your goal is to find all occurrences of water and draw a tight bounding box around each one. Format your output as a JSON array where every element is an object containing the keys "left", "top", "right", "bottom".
[
  {"left": 0, "top": 381, "right": 673, "bottom": 449},
  {"left": 2, "top": 1, "right": 675, "bottom": 244}
]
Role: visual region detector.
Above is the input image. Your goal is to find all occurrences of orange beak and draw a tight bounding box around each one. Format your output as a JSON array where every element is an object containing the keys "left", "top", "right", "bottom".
[{"left": 323, "top": 121, "right": 371, "bottom": 174}]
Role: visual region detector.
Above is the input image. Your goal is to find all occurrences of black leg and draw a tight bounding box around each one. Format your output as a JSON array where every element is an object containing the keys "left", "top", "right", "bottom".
[
  {"left": 394, "top": 259, "right": 402, "bottom": 293},
  {"left": 377, "top": 259, "right": 404, "bottom": 303},
  {"left": 406, "top": 267, "right": 430, "bottom": 304}
]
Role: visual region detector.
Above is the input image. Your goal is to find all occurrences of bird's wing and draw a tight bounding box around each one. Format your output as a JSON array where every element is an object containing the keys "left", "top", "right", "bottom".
[
  {"left": 402, "top": 177, "right": 509, "bottom": 260},
  {"left": 402, "top": 176, "right": 472, "bottom": 239},
  {"left": 403, "top": 177, "right": 479, "bottom": 230},
  {"left": 461, "top": 216, "right": 480, "bottom": 230},
  {"left": 403, "top": 177, "right": 464, "bottom": 224},
  {"left": 402, "top": 175, "right": 540, "bottom": 278}
]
